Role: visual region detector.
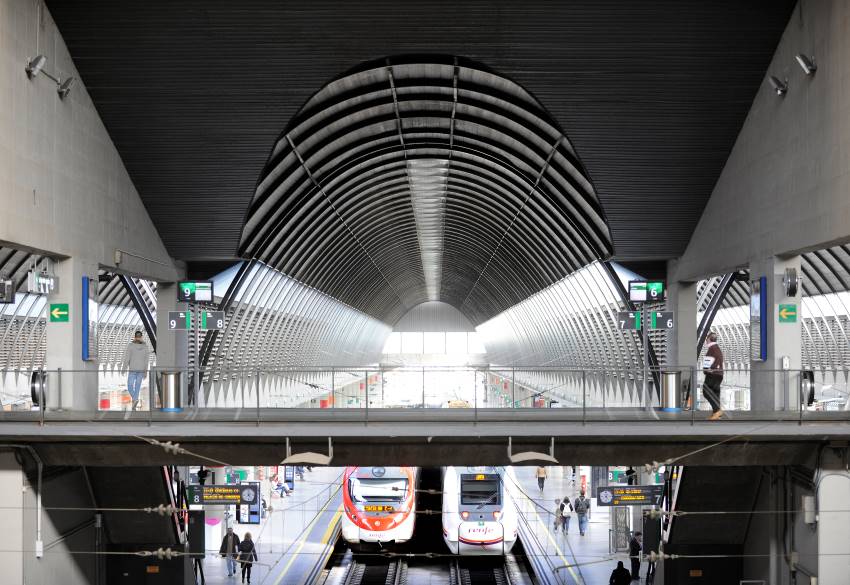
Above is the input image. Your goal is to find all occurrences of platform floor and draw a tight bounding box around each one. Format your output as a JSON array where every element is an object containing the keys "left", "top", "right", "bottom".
[
  {"left": 512, "top": 467, "right": 647, "bottom": 585},
  {"left": 201, "top": 467, "right": 342, "bottom": 585}
]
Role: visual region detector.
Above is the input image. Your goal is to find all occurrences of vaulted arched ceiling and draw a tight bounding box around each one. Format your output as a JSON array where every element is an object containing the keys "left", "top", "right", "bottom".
[{"left": 240, "top": 57, "right": 612, "bottom": 324}]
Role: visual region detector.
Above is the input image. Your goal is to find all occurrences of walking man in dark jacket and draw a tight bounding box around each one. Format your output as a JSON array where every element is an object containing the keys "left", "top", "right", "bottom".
[
  {"left": 609, "top": 560, "right": 632, "bottom": 585},
  {"left": 629, "top": 531, "right": 642, "bottom": 580},
  {"left": 702, "top": 331, "right": 725, "bottom": 420},
  {"left": 219, "top": 527, "right": 240, "bottom": 577}
]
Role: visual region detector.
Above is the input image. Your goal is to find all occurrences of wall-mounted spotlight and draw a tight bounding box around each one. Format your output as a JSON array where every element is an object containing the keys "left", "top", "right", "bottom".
[
  {"left": 795, "top": 54, "right": 817, "bottom": 75},
  {"left": 768, "top": 75, "right": 788, "bottom": 96},
  {"left": 24, "top": 54, "right": 75, "bottom": 100},
  {"left": 25, "top": 55, "right": 47, "bottom": 79},
  {"left": 57, "top": 77, "right": 76, "bottom": 100}
]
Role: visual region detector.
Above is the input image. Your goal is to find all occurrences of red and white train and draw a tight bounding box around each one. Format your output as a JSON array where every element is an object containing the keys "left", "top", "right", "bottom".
[
  {"left": 341, "top": 466, "right": 417, "bottom": 546},
  {"left": 442, "top": 466, "right": 518, "bottom": 555}
]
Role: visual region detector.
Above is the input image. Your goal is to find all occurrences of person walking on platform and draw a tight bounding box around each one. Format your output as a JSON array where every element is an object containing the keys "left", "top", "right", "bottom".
[
  {"left": 609, "top": 560, "right": 632, "bottom": 585},
  {"left": 553, "top": 498, "right": 562, "bottom": 532},
  {"left": 560, "top": 496, "right": 574, "bottom": 533},
  {"left": 702, "top": 331, "right": 725, "bottom": 420},
  {"left": 536, "top": 466, "right": 547, "bottom": 492},
  {"left": 574, "top": 490, "right": 591, "bottom": 535},
  {"left": 629, "top": 531, "right": 643, "bottom": 581},
  {"left": 219, "top": 527, "right": 240, "bottom": 577},
  {"left": 238, "top": 532, "right": 257, "bottom": 583},
  {"left": 122, "top": 330, "right": 150, "bottom": 411}
]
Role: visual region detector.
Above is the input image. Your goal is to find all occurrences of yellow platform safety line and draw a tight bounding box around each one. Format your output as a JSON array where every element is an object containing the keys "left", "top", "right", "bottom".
[
  {"left": 506, "top": 468, "right": 582, "bottom": 585},
  {"left": 273, "top": 488, "right": 342, "bottom": 585}
]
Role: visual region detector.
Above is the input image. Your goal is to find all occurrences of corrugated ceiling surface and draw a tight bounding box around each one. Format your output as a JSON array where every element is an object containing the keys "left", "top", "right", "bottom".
[{"left": 46, "top": 0, "right": 795, "bottom": 262}]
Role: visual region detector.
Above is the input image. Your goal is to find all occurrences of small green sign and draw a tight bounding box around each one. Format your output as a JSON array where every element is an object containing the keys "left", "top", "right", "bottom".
[
  {"left": 778, "top": 303, "right": 797, "bottom": 323},
  {"left": 49, "top": 303, "right": 69, "bottom": 322}
]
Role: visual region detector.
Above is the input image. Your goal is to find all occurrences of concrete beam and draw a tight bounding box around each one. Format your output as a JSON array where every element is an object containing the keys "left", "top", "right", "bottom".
[
  {"left": 0, "top": 0, "right": 179, "bottom": 282},
  {"left": 676, "top": 0, "right": 850, "bottom": 281}
]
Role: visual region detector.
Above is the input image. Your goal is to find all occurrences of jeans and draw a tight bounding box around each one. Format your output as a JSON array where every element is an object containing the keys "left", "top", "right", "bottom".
[
  {"left": 578, "top": 514, "right": 588, "bottom": 534},
  {"left": 127, "top": 371, "right": 144, "bottom": 402},
  {"left": 226, "top": 555, "right": 237, "bottom": 575},
  {"left": 562, "top": 516, "right": 571, "bottom": 533},
  {"left": 241, "top": 562, "right": 252, "bottom": 582},
  {"left": 702, "top": 374, "right": 723, "bottom": 412},
  {"left": 537, "top": 477, "right": 545, "bottom": 490}
]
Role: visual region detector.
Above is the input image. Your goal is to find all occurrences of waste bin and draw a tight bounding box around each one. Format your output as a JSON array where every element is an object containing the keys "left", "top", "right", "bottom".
[
  {"left": 30, "top": 370, "right": 48, "bottom": 407},
  {"left": 157, "top": 371, "right": 183, "bottom": 412},
  {"left": 659, "top": 370, "right": 682, "bottom": 412}
]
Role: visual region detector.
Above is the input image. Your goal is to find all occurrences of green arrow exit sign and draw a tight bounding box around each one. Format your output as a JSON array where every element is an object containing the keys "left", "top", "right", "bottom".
[
  {"left": 778, "top": 303, "right": 797, "bottom": 323},
  {"left": 49, "top": 303, "right": 69, "bottom": 322}
]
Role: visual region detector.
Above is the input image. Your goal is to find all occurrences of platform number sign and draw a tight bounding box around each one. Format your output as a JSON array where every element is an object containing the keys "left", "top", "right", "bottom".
[
  {"left": 200, "top": 310, "right": 225, "bottom": 331},
  {"left": 167, "top": 311, "right": 191, "bottom": 330},
  {"left": 629, "top": 280, "right": 665, "bottom": 303},
  {"left": 650, "top": 311, "right": 675, "bottom": 330},
  {"left": 617, "top": 311, "right": 641, "bottom": 330}
]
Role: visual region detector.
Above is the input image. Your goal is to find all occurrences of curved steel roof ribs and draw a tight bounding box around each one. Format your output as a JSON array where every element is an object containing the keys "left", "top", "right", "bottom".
[{"left": 239, "top": 57, "right": 612, "bottom": 325}]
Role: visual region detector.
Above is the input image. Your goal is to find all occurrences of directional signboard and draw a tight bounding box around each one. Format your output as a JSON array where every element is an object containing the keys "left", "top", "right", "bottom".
[
  {"left": 596, "top": 485, "right": 664, "bottom": 507},
  {"left": 167, "top": 311, "right": 191, "bottom": 330},
  {"left": 617, "top": 311, "right": 641, "bottom": 330},
  {"left": 187, "top": 484, "right": 259, "bottom": 506},
  {"left": 200, "top": 310, "right": 225, "bottom": 330},
  {"left": 49, "top": 303, "right": 69, "bottom": 322},
  {"left": 778, "top": 303, "right": 797, "bottom": 323},
  {"left": 650, "top": 311, "right": 674, "bottom": 330}
]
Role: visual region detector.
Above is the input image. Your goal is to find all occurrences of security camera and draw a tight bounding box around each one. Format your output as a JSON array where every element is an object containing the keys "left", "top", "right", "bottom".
[
  {"left": 768, "top": 76, "right": 788, "bottom": 96},
  {"left": 795, "top": 54, "right": 817, "bottom": 76},
  {"left": 25, "top": 55, "right": 47, "bottom": 79},
  {"left": 58, "top": 77, "right": 76, "bottom": 99}
]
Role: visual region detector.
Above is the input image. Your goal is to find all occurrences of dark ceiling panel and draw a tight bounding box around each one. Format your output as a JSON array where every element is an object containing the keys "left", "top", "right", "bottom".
[{"left": 46, "top": 0, "right": 795, "bottom": 264}]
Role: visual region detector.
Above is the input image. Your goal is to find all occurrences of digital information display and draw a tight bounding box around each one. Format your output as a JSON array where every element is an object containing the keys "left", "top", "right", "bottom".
[
  {"left": 596, "top": 485, "right": 663, "bottom": 507},
  {"left": 628, "top": 281, "right": 664, "bottom": 303},
  {"left": 188, "top": 484, "right": 258, "bottom": 506},
  {"left": 178, "top": 281, "right": 214, "bottom": 303}
]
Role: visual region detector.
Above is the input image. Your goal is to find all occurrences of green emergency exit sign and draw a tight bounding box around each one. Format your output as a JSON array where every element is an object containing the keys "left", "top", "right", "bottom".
[{"left": 49, "top": 303, "right": 69, "bottom": 322}]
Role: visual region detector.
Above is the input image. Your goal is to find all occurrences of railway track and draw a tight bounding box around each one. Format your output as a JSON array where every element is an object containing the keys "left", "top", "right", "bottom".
[
  {"left": 450, "top": 557, "right": 518, "bottom": 585},
  {"left": 342, "top": 558, "right": 407, "bottom": 585}
]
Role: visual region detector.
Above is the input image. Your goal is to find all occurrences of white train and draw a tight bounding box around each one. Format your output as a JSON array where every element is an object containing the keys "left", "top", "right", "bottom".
[
  {"left": 442, "top": 466, "right": 518, "bottom": 555},
  {"left": 341, "top": 466, "right": 417, "bottom": 546}
]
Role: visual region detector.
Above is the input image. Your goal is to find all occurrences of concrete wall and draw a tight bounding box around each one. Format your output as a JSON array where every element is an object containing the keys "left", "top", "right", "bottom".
[
  {"left": 676, "top": 0, "right": 850, "bottom": 281},
  {"left": 0, "top": 0, "right": 178, "bottom": 282},
  {"left": 0, "top": 451, "right": 97, "bottom": 585}
]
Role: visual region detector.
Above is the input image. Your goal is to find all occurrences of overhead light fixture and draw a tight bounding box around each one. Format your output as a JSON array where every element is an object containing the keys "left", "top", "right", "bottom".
[
  {"left": 25, "top": 54, "right": 47, "bottom": 79},
  {"left": 795, "top": 54, "right": 817, "bottom": 75},
  {"left": 768, "top": 76, "right": 788, "bottom": 96},
  {"left": 57, "top": 77, "right": 76, "bottom": 99}
]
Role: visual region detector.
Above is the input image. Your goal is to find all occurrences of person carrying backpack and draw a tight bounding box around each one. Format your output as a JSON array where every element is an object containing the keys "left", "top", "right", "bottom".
[
  {"left": 238, "top": 532, "right": 258, "bottom": 583},
  {"left": 559, "top": 496, "right": 574, "bottom": 533},
  {"left": 574, "top": 490, "right": 591, "bottom": 536}
]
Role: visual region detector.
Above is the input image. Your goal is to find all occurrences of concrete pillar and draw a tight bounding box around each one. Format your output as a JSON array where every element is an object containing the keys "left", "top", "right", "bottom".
[
  {"left": 666, "top": 260, "right": 698, "bottom": 369},
  {"left": 749, "top": 256, "right": 802, "bottom": 411},
  {"left": 44, "top": 256, "right": 99, "bottom": 411},
  {"left": 0, "top": 453, "right": 23, "bottom": 585},
  {"left": 817, "top": 449, "right": 850, "bottom": 584},
  {"left": 155, "top": 283, "right": 189, "bottom": 405}
]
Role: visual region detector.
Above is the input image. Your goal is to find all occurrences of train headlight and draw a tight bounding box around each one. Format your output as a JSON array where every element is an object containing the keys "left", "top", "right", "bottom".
[
  {"left": 460, "top": 511, "right": 469, "bottom": 520},
  {"left": 492, "top": 510, "right": 502, "bottom": 520}
]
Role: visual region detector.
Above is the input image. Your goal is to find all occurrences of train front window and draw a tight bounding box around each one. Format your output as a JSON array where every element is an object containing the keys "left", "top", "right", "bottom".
[
  {"left": 460, "top": 477, "right": 501, "bottom": 506},
  {"left": 349, "top": 477, "right": 408, "bottom": 503}
]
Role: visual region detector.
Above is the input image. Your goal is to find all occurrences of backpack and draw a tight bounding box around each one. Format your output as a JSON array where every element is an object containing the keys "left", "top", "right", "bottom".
[
  {"left": 560, "top": 501, "right": 572, "bottom": 516},
  {"left": 574, "top": 496, "right": 588, "bottom": 515}
]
